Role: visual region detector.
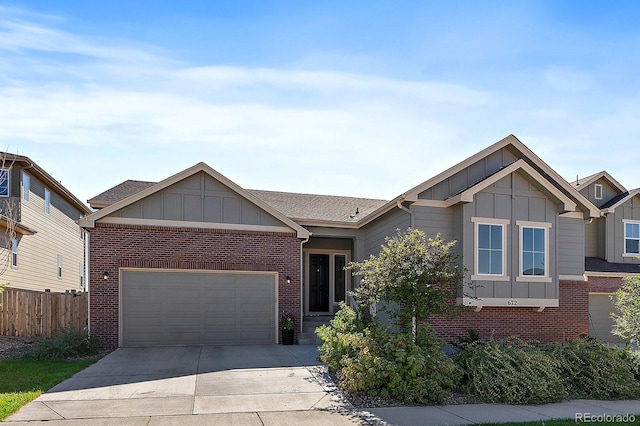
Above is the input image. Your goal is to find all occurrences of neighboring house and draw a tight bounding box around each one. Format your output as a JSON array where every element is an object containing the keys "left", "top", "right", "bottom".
[
  {"left": 0, "top": 153, "right": 91, "bottom": 293},
  {"left": 82, "top": 135, "right": 618, "bottom": 348},
  {"left": 572, "top": 171, "right": 640, "bottom": 343}
]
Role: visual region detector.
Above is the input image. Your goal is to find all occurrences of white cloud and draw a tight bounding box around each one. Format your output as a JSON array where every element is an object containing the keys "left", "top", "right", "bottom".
[{"left": 1, "top": 4, "right": 640, "bottom": 206}]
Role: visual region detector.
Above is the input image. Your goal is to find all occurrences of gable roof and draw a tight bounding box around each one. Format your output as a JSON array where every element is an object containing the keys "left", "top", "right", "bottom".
[
  {"left": 398, "top": 134, "right": 599, "bottom": 218},
  {"left": 79, "top": 163, "right": 310, "bottom": 238},
  {"left": 432, "top": 159, "right": 577, "bottom": 211},
  {"left": 0, "top": 152, "right": 91, "bottom": 215},
  {"left": 571, "top": 171, "right": 626, "bottom": 193},
  {"left": 601, "top": 188, "right": 640, "bottom": 213},
  {"left": 87, "top": 180, "right": 156, "bottom": 209}
]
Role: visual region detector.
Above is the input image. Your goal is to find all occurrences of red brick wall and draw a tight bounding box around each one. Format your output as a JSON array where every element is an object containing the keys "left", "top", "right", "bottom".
[
  {"left": 428, "top": 280, "right": 589, "bottom": 343},
  {"left": 88, "top": 223, "right": 301, "bottom": 348},
  {"left": 587, "top": 275, "right": 625, "bottom": 293}
]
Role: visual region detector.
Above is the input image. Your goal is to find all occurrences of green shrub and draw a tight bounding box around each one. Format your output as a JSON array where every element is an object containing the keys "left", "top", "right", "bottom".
[
  {"left": 617, "top": 347, "right": 640, "bottom": 380},
  {"left": 546, "top": 338, "right": 640, "bottom": 399},
  {"left": 317, "top": 304, "right": 461, "bottom": 404},
  {"left": 455, "top": 338, "right": 566, "bottom": 404},
  {"left": 30, "top": 327, "right": 100, "bottom": 360}
]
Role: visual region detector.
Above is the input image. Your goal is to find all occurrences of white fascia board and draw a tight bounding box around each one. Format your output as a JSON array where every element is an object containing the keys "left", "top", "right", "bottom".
[
  {"left": 575, "top": 171, "right": 627, "bottom": 193},
  {"left": 403, "top": 135, "right": 518, "bottom": 202},
  {"left": 79, "top": 162, "right": 310, "bottom": 239},
  {"left": 601, "top": 189, "right": 640, "bottom": 213},
  {"left": 444, "top": 160, "right": 577, "bottom": 212}
]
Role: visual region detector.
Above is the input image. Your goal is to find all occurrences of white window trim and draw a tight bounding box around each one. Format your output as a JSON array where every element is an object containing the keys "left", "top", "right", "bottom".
[
  {"left": 11, "top": 238, "right": 17, "bottom": 268},
  {"left": 22, "top": 171, "right": 30, "bottom": 202},
  {"left": 0, "top": 168, "right": 9, "bottom": 198},
  {"left": 44, "top": 188, "right": 51, "bottom": 214},
  {"left": 623, "top": 220, "right": 640, "bottom": 257},
  {"left": 516, "top": 220, "right": 552, "bottom": 283},
  {"left": 471, "top": 217, "right": 510, "bottom": 281},
  {"left": 594, "top": 183, "right": 603, "bottom": 200}
]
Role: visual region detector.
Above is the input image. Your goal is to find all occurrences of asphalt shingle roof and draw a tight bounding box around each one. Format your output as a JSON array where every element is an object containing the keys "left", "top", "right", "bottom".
[
  {"left": 586, "top": 257, "right": 640, "bottom": 274},
  {"left": 87, "top": 180, "right": 388, "bottom": 223},
  {"left": 87, "top": 180, "right": 156, "bottom": 208},
  {"left": 248, "top": 189, "right": 387, "bottom": 223}
]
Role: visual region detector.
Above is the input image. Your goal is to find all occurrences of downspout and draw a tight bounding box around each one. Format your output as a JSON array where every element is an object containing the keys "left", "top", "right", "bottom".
[
  {"left": 396, "top": 198, "right": 414, "bottom": 228},
  {"left": 396, "top": 198, "right": 416, "bottom": 335},
  {"left": 84, "top": 231, "right": 90, "bottom": 334},
  {"left": 299, "top": 232, "right": 311, "bottom": 337}
]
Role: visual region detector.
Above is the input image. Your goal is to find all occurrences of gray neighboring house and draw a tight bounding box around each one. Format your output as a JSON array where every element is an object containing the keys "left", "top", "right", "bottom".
[
  {"left": 81, "top": 135, "right": 628, "bottom": 348},
  {"left": 572, "top": 171, "right": 640, "bottom": 343}
]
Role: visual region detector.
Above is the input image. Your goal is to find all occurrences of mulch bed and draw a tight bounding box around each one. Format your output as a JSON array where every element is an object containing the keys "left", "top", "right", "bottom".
[{"left": 0, "top": 335, "right": 36, "bottom": 360}]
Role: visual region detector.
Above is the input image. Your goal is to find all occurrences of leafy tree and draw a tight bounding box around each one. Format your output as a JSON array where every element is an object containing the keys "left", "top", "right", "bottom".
[
  {"left": 347, "top": 228, "right": 466, "bottom": 337},
  {"left": 611, "top": 276, "right": 640, "bottom": 345}
]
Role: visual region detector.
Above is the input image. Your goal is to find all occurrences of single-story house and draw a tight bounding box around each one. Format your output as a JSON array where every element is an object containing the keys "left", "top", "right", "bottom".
[{"left": 80, "top": 135, "right": 634, "bottom": 348}]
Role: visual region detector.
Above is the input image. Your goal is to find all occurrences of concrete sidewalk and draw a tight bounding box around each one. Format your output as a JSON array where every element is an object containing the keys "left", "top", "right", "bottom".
[
  {"left": 365, "top": 399, "right": 640, "bottom": 425},
  {"left": 4, "top": 344, "right": 640, "bottom": 425},
  {"left": 4, "top": 345, "right": 361, "bottom": 425}
]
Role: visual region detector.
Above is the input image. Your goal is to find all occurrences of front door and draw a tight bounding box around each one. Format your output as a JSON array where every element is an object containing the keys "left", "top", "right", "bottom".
[{"left": 309, "top": 254, "right": 330, "bottom": 312}]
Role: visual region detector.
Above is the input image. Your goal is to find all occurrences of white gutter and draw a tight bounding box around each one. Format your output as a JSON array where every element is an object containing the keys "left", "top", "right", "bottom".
[
  {"left": 299, "top": 232, "right": 311, "bottom": 334},
  {"left": 396, "top": 198, "right": 414, "bottom": 228}
]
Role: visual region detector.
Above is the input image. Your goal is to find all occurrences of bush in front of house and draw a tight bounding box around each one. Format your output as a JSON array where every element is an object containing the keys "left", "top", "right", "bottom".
[
  {"left": 30, "top": 327, "right": 101, "bottom": 360},
  {"left": 455, "top": 337, "right": 640, "bottom": 405},
  {"left": 455, "top": 337, "right": 566, "bottom": 405},
  {"left": 317, "top": 303, "right": 461, "bottom": 405},
  {"left": 545, "top": 338, "right": 640, "bottom": 400}
]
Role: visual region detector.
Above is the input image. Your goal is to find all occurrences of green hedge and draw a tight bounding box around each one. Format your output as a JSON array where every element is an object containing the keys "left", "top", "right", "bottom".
[
  {"left": 317, "top": 303, "right": 460, "bottom": 404},
  {"left": 318, "top": 305, "right": 640, "bottom": 405},
  {"left": 456, "top": 337, "right": 640, "bottom": 404}
]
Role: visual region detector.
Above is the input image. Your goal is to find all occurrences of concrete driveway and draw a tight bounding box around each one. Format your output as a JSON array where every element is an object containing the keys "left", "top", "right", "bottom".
[{"left": 5, "top": 345, "right": 365, "bottom": 425}]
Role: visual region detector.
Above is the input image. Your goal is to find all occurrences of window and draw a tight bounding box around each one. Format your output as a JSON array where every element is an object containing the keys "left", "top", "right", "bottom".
[
  {"left": 0, "top": 169, "right": 9, "bottom": 197},
  {"left": 594, "top": 183, "right": 603, "bottom": 200},
  {"left": 57, "top": 255, "right": 62, "bottom": 278},
  {"left": 11, "top": 238, "right": 17, "bottom": 267},
  {"left": 79, "top": 263, "right": 84, "bottom": 288},
  {"left": 624, "top": 221, "right": 640, "bottom": 255},
  {"left": 44, "top": 188, "right": 50, "bottom": 214},
  {"left": 517, "top": 221, "right": 552, "bottom": 281},
  {"left": 471, "top": 217, "right": 509, "bottom": 280},
  {"left": 22, "top": 171, "right": 30, "bottom": 201}
]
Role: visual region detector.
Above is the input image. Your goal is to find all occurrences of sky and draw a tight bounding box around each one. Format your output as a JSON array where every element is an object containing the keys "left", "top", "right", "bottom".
[{"left": 1, "top": 1, "right": 640, "bottom": 206}]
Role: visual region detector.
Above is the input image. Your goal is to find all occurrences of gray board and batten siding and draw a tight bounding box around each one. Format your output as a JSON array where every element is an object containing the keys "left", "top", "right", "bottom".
[
  {"left": 111, "top": 171, "right": 286, "bottom": 227},
  {"left": 578, "top": 177, "right": 622, "bottom": 209},
  {"left": 606, "top": 194, "right": 640, "bottom": 263},
  {"left": 460, "top": 172, "right": 559, "bottom": 302}
]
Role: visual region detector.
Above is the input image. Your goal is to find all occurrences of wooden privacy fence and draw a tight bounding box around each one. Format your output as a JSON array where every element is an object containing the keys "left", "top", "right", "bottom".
[{"left": 0, "top": 288, "right": 88, "bottom": 338}]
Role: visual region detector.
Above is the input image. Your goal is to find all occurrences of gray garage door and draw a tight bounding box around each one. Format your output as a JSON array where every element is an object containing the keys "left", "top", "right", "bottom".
[
  {"left": 589, "top": 293, "right": 627, "bottom": 344},
  {"left": 121, "top": 270, "right": 276, "bottom": 347}
]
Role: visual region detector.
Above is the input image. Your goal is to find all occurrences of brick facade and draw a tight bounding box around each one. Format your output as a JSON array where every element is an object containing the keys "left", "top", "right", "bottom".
[
  {"left": 428, "top": 280, "right": 589, "bottom": 343},
  {"left": 587, "top": 275, "right": 625, "bottom": 293},
  {"left": 88, "top": 223, "right": 301, "bottom": 348}
]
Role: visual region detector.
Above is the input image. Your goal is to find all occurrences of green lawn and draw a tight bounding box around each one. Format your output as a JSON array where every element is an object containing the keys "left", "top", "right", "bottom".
[{"left": 0, "top": 358, "right": 94, "bottom": 420}]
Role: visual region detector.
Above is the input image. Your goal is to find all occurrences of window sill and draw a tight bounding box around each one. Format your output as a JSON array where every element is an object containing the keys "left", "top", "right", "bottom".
[
  {"left": 516, "top": 276, "right": 552, "bottom": 283},
  {"left": 622, "top": 253, "right": 640, "bottom": 258},
  {"left": 471, "top": 274, "right": 510, "bottom": 282}
]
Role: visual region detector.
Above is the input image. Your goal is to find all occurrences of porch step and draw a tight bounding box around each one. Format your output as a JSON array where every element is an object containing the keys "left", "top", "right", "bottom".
[{"left": 298, "top": 315, "right": 334, "bottom": 345}]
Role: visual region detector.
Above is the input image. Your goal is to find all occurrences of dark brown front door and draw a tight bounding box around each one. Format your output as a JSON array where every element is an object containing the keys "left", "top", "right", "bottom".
[{"left": 309, "top": 254, "right": 330, "bottom": 312}]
